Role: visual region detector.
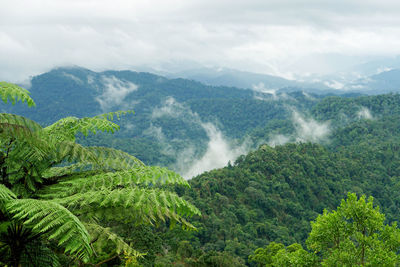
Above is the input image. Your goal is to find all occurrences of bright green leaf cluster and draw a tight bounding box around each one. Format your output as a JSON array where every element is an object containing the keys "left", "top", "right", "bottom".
[{"left": 0, "top": 81, "right": 35, "bottom": 107}]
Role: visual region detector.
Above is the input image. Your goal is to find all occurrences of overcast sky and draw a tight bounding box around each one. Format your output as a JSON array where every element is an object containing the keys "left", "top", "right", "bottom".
[{"left": 2, "top": 0, "right": 400, "bottom": 81}]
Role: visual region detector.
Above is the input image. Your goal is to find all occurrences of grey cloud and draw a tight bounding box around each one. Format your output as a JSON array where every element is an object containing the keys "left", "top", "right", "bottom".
[{"left": 3, "top": 1, "right": 400, "bottom": 81}]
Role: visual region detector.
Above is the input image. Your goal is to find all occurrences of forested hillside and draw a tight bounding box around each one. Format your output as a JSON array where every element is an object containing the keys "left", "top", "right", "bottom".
[
  {"left": 1, "top": 67, "right": 328, "bottom": 177},
  {"left": 4, "top": 69, "right": 400, "bottom": 265}
]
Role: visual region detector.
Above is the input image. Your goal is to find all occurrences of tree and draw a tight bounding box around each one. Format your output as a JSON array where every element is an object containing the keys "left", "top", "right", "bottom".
[
  {"left": 248, "top": 242, "right": 317, "bottom": 267},
  {"left": 0, "top": 82, "right": 200, "bottom": 266},
  {"left": 307, "top": 192, "right": 400, "bottom": 266},
  {"left": 250, "top": 193, "right": 400, "bottom": 266}
]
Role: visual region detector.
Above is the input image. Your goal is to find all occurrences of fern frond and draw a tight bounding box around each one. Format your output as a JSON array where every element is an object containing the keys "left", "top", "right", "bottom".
[
  {"left": 45, "top": 116, "right": 120, "bottom": 142},
  {"left": 84, "top": 223, "right": 144, "bottom": 257},
  {"left": 54, "top": 141, "right": 98, "bottom": 164},
  {"left": 86, "top": 147, "right": 144, "bottom": 170},
  {"left": 41, "top": 163, "right": 89, "bottom": 179},
  {"left": 0, "top": 184, "right": 16, "bottom": 202},
  {"left": 6, "top": 199, "right": 92, "bottom": 261},
  {"left": 0, "top": 82, "right": 35, "bottom": 107},
  {"left": 53, "top": 188, "right": 200, "bottom": 229},
  {"left": 0, "top": 113, "right": 42, "bottom": 132},
  {"left": 40, "top": 166, "right": 189, "bottom": 199},
  {"left": 41, "top": 146, "right": 144, "bottom": 179},
  {"left": 95, "top": 110, "right": 134, "bottom": 121}
]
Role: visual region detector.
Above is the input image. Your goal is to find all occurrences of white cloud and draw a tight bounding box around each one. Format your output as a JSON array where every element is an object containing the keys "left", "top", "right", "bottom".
[
  {"left": 180, "top": 123, "right": 249, "bottom": 179},
  {"left": 252, "top": 82, "right": 277, "bottom": 96},
  {"left": 324, "top": 80, "right": 344, "bottom": 90},
  {"left": 357, "top": 107, "right": 373, "bottom": 119},
  {"left": 152, "top": 97, "right": 188, "bottom": 119},
  {"left": 96, "top": 75, "right": 138, "bottom": 111},
  {"left": 268, "top": 134, "right": 290, "bottom": 147},
  {"left": 292, "top": 111, "right": 330, "bottom": 142},
  {"left": 3, "top": 1, "right": 400, "bottom": 81},
  {"left": 62, "top": 72, "right": 83, "bottom": 84}
]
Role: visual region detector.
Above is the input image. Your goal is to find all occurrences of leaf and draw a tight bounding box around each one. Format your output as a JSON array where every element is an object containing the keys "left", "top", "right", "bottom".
[
  {"left": 84, "top": 222, "right": 145, "bottom": 257},
  {"left": 6, "top": 199, "right": 92, "bottom": 261},
  {"left": 0, "top": 82, "right": 35, "bottom": 107}
]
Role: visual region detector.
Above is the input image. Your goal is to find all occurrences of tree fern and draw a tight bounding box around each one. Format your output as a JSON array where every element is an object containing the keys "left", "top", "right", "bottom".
[
  {"left": 45, "top": 116, "right": 120, "bottom": 142},
  {"left": 1, "top": 82, "right": 200, "bottom": 265}
]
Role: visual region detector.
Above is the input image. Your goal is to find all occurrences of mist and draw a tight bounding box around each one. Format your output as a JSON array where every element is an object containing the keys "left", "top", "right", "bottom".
[
  {"left": 357, "top": 107, "right": 373, "bottom": 119},
  {"left": 180, "top": 123, "right": 250, "bottom": 179},
  {"left": 292, "top": 111, "right": 330, "bottom": 142},
  {"left": 267, "top": 110, "right": 330, "bottom": 146},
  {"left": 146, "top": 97, "right": 251, "bottom": 179},
  {"left": 96, "top": 76, "right": 138, "bottom": 111}
]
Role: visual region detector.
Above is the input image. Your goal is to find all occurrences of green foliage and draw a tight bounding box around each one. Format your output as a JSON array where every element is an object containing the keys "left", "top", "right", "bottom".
[
  {"left": 6, "top": 199, "right": 92, "bottom": 261},
  {"left": 307, "top": 193, "right": 400, "bottom": 266},
  {"left": 249, "top": 242, "right": 318, "bottom": 267},
  {"left": 248, "top": 242, "right": 285, "bottom": 266},
  {"left": 0, "top": 81, "right": 35, "bottom": 107},
  {"left": 251, "top": 193, "right": 400, "bottom": 266}
]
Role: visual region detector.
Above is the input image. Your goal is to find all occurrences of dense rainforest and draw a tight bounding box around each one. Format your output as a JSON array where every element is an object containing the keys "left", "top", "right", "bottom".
[{"left": 3, "top": 68, "right": 400, "bottom": 265}]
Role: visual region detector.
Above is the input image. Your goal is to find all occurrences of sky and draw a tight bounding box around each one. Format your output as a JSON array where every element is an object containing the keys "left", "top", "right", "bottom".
[{"left": 2, "top": 0, "right": 400, "bottom": 81}]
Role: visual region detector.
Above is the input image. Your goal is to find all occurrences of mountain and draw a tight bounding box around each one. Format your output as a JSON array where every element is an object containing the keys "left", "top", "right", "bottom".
[
  {"left": 1, "top": 66, "right": 325, "bottom": 177},
  {"left": 347, "top": 69, "right": 400, "bottom": 93},
  {"left": 169, "top": 67, "right": 330, "bottom": 92}
]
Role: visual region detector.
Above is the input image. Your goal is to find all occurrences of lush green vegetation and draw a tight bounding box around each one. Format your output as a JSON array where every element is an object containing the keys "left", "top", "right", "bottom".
[{"left": 5, "top": 69, "right": 400, "bottom": 266}]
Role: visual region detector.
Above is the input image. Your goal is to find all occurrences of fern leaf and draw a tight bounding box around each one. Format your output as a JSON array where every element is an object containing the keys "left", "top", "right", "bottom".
[
  {"left": 0, "top": 113, "right": 43, "bottom": 132},
  {"left": 45, "top": 116, "right": 121, "bottom": 142},
  {"left": 53, "top": 188, "right": 200, "bottom": 229},
  {"left": 54, "top": 141, "right": 98, "bottom": 164},
  {"left": 40, "top": 166, "right": 189, "bottom": 199},
  {"left": 6, "top": 199, "right": 92, "bottom": 261},
  {"left": 84, "top": 223, "right": 144, "bottom": 257},
  {"left": 0, "top": 82, "right": 35, "bottom": 107},
  {"left": 95, "top": 110, "right": 134, "bottom": 121},
  {"left": 0, "top": 184, "right": 16, "bottom": 202},
  {"left": 86, "top": 146, "right": 144, "bottom": 170}
]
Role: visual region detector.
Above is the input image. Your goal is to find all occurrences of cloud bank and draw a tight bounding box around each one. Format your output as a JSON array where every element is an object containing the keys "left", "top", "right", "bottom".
[{"left": 3, "top": 1, "right": 400, "bottom": 81}]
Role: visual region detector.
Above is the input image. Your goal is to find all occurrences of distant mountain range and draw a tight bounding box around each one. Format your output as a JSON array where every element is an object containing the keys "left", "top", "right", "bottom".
[
  {"left": 165, "top": 63, "right": 400, "bottom": 95},
  {"left": 167, "top": 67, "right": 331, "bottom": 92}
]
